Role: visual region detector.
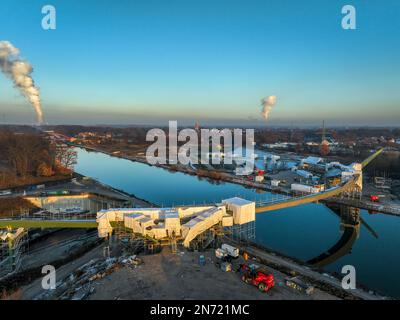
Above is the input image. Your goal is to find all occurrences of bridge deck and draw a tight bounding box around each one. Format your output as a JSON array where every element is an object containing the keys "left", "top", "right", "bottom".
[
  {"left": 256, "top": 179, "right": 355, "bottom": 213},
  {"left": 361, "top": 148, "right": 383, "bottom": 168},
  {"left": 0, "top": 219, "right": 97, "bottom": 229}
]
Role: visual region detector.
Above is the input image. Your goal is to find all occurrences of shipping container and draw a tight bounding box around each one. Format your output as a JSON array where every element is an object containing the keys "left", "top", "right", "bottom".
[
  {"left": 291, "top": 183, "right": 313, "bottom": 193},
  {"left": 291, "top": 183, "right": 323, "bottom": 194},
  {"left": 221, "top": 244, "right": 239, "bottom": 258}
]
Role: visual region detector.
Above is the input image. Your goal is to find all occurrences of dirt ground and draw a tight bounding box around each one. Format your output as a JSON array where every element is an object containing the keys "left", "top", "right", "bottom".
[
  {"left": 13, "top": 231, "right": 342, "bottom": 300},
  {"left": 88, "top": 247, "right": 338, "bottom": 300}
]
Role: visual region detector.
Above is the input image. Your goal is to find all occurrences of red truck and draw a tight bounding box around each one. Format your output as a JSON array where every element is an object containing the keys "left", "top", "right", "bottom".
[
  {"left": 369, "top": 195, "right": 380, "bottom": 202},
  {"left": 238, "top": 264, "right": 275, "bottom": 292},
  {"left": 255, "top": 169, "right": 265, "bottom": 176}
]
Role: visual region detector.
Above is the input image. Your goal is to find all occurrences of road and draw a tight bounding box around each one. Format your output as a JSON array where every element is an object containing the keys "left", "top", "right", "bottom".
[
  {"left": 243, "top": 245, "right": 384, "bottom": 300},
  {"left": 329, "top": 197, "right": 400, "bottom": 216}
]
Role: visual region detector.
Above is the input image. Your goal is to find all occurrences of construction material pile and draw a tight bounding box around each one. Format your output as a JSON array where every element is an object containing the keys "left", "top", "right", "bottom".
[{"left": 35, "top": 255, "right": 143, "bottom": 300}]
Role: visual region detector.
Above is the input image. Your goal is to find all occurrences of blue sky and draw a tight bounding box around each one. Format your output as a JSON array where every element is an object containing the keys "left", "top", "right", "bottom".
[{"left": 0, "top": 0, "right": 399, "bottom": 126}]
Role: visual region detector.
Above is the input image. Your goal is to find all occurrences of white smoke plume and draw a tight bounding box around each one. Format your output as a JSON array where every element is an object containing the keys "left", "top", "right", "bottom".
[
  {"left": 0, "top": 41, "right": 43, "bottom": 124},
  {"left": 261, "top": 95, "right": 277, "bottom": 121}
]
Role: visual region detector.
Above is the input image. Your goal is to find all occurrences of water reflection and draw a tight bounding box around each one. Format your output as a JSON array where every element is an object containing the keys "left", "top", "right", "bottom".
[{"left": 308, "top": 205, "right": 360, "bottom": 267}]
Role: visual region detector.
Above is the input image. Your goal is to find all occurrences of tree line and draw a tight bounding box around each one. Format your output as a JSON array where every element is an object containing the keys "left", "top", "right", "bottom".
[{"left": 0, "top": 129, "right": 76, "bottom": 188}]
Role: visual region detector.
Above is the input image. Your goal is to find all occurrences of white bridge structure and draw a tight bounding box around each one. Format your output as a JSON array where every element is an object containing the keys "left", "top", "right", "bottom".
[{"left": 96, "top": 197, "right": 256, "bottom": 247}]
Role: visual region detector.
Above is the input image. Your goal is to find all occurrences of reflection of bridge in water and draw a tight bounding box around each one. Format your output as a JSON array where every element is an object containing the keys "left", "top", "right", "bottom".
[{"left": 307, "top": 205, "right": 361, "bottom": 267}]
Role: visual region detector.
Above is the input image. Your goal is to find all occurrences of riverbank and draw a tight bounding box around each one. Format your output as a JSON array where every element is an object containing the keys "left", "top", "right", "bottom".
[
  {"left": 0, "top": 173, "right": 155, "bottom": 218},
  {"left": 326, "top": 197, "right": 400, "bottom": 216},
  {"left": 73, "top": 172, "right": 156, "bottom": 208}
]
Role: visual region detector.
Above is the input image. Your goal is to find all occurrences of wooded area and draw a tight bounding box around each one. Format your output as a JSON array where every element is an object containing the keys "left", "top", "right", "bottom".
[{"left": 0, "top": 129, "right": 73, "bottom": 189}]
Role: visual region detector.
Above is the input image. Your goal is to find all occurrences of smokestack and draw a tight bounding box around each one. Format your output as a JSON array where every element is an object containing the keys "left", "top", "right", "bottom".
[
  {"left": 0, "top": 41, "right": 44, "bottom": 124},
  {"left": 261, "top": 95, "right": 277, "bottom": 121}
]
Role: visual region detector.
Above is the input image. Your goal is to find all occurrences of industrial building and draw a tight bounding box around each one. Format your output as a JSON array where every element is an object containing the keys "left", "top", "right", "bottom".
[{"left": 26, "top": 193, "right": 127, "bottom": 215}]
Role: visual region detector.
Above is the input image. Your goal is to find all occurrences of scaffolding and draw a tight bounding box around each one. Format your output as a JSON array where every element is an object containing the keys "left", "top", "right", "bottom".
[
  {"left": 340, "top": 205, "right": 360, "bottom": 227},
  {"left": 188, "top": 228, "right": 218, "bottom": 251},
  {"left": 187, "top": 218, "right": 256, "bottom": 251},
  {"left": 170, "top": 235, "right": 177, "bottom": 254},
  {"left": 0, "top": 228, "right": 28, "bottom": 279},
  {"left": 113, "top": 221, "right": 130, "bottom": 240},
  {"left": 225, "top": 220, "right": 256, "bottom": 244}
]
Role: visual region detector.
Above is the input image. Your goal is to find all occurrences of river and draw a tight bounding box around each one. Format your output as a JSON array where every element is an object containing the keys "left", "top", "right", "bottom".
[{"left": 74, "top": 147, "right": 400, "bottom": 298}]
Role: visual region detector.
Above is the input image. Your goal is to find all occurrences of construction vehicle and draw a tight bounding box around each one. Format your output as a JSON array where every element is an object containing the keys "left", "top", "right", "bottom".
[
  {"left": 369, "top": 195, "right": 380, "bottom": 202},
  {"left": 215, "top": 244, "right": 239, "bottom": 263},
  {"left": 255, "top": 168, "right": 265, "bottom": 176},
  {"left": 238, "top": 263, "right": 274, "bottom": 293}
]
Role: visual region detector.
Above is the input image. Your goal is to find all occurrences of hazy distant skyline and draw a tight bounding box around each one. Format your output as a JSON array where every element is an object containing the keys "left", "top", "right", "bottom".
[{"left": 0, "top": 0, "right": 399, "bottom": 127}]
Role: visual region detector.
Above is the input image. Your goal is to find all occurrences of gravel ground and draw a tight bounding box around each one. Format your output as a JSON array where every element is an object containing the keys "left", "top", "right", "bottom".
[{"left": 88, "top": 247, "right": 338, "bottom": 300}]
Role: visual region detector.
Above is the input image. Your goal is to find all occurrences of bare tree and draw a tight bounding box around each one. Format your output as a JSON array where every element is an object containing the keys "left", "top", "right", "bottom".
[{"left": 55, "top": 144, "right": 77, "bottom": 174}]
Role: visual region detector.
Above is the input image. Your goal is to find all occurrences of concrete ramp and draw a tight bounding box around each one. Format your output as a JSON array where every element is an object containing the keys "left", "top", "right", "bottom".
[{"left": 181, "top": 206, "right": 226, "bottom": 247}]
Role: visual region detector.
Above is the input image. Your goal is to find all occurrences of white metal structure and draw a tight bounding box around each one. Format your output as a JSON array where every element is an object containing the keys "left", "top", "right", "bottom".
[
  {"left": 222, "top": 197, "right": 255, "bottom": 225},
  {"left": 95, "top": 197, "right": 256, "bottom": 248}
]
